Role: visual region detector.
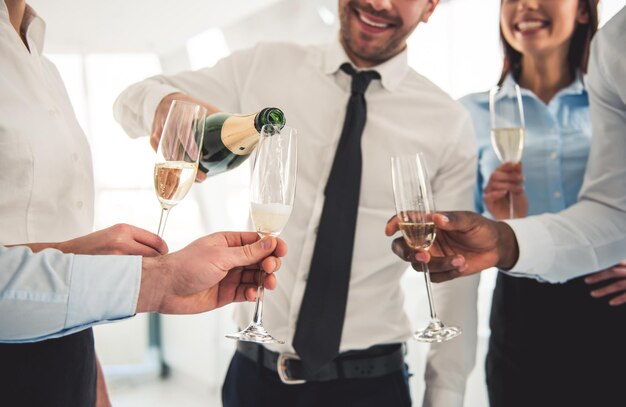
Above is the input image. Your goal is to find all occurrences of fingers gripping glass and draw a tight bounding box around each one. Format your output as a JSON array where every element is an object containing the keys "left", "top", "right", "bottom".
[
  {"left": 489, "top": 84, "right": 525, "bottom": 219},
  {"left": 226, "top": 124, "right": 298, "bottom": 344},
  {"left": 154, "top": 100, "right": 206, "bottom": 237},
  {"left": 391, "top": 153, "right": 461, "bottom": 343}
]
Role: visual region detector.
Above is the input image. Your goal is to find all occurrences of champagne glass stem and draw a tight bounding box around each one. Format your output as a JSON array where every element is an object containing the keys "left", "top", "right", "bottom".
[
  {"left": 251, "top": 271, "right": 266, "bottom": 326},
  {"left": 157, "top": 208, "right": 170, "bottom": 238},
  {"left": 422, "top": 261, "right": 439, "bottom": 321},
  {"left": 508, "top": 191, "right": 514, "bottom": 219}
]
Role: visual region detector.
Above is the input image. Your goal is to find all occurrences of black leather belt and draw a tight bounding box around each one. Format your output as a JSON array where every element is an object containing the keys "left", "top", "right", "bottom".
[{"left": 236, "top": 341, "right": 405, "bottom": 384}]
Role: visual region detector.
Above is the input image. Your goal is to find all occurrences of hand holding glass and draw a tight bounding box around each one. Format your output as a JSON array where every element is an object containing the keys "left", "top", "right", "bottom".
[
  {"left": 154, "top": 100, "right": 206, "bottom": 237},
  {"left": 489, "top": 84, "right": 525, "bottom": 219},
  {"left": 226, "top": 124, "right": 298, "bottom": 344},
  {"left": 391, "top": 153, "right": 461, "bottom": 343}
]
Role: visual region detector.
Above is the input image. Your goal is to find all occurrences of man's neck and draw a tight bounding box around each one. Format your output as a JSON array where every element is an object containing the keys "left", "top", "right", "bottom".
[{"left": 339, "top": 34, "right": 404, "bottom": 69}]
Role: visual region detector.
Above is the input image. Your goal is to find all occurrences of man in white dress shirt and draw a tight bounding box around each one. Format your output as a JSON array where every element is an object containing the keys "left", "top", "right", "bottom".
[
  {"left": 114, "top": 0, "right": 480, "bottom": 406},
  {"left": 0, "top": 1, "right": 285, "bottom": 406},
  {"left": 387, "top": 6, "right": 626, "bottom": 285}
]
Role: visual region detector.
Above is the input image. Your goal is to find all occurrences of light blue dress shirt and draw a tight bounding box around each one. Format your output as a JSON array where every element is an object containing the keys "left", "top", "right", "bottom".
[
  {"left": 460, "top": 73, "right": 591, "bottom": 220},
  {"left": 0, "top": 246, "right": 141, "bottom": 343}
]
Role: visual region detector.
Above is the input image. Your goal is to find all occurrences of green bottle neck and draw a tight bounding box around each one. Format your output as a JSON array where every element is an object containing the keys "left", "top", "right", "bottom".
[{"left": 254, "top": 107, "right": 285, "bottom": 132}]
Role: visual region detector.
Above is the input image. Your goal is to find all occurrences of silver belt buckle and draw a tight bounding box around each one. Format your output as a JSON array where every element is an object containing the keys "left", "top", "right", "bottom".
[{"left": 277, "top": 353, "right": 306, "bottom": 385}]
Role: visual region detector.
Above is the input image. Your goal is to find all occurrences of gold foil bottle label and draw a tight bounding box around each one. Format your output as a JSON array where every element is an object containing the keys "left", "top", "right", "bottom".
[{"left": 221, "top": 114, "right": 259, "bottom": 156}]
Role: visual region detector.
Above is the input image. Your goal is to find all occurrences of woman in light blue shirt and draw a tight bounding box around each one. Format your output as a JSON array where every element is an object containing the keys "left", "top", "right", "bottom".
[{"left": 460, "top": 1, "right": 626, "bottom": 406}]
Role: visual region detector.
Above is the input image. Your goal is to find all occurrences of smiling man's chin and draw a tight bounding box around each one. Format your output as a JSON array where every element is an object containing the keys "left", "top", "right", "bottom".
[{"left": 348, "top": 40, "right": 396, "bottom": 66}]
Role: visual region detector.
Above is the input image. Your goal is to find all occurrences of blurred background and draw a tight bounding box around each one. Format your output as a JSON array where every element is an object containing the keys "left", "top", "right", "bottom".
[{"left": 27, "top": 0, "right": 625, "bottom": 405}]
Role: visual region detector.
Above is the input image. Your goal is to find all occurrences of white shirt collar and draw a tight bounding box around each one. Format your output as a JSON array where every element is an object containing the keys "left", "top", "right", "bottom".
[
  {"left": 22, "top": 4, "right": 46, "bottom": 54},
  {"left": 501, "top": 72, "right": 586, "bottom": 100},
  {"left": 322, "top": 38, "right": 409, "bottom": 92},
  {"left": 1, "top": 2, "right": 46, "bottom": 54},
  {"left": 474, "top": 72, "right": 587, "bottom": 104}
]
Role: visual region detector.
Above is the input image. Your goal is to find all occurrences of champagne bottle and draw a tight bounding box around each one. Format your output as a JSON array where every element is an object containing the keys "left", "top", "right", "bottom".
[{"left": 199, "top": 107, "right": 285, "bottom": 175}]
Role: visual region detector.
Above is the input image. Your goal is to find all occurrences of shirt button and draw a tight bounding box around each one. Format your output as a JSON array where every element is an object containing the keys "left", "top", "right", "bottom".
[
  {"left": 76, "top": 201, "right": 84, "bottom": 208},
  {"left": 48, "top": 108, "right": 56, "bottom": 116},
  {"left": 72, "top": 153, "right": 79, "bottom": 161},
  {"left": 550, "top": 152, "right": 558, "bottom": 160},
  {"left": 554, "top": 191, "right": 561, "bottom": 199}
]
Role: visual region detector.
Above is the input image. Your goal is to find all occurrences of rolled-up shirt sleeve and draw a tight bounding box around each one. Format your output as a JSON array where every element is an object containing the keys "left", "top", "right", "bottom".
[
  {"left": 0, "top": 245, "right": 141, "bottom": 342},
  {"left": 113, "top": 47, "right": 249, "bottom": 139},
  {"left": 112, "top": 81, "right": 181, "bottom": 139}
]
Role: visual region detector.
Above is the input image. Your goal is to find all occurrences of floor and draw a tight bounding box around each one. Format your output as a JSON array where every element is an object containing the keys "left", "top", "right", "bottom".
[{"left": 108, "top": 376, "right": 218, "bottom": 407}]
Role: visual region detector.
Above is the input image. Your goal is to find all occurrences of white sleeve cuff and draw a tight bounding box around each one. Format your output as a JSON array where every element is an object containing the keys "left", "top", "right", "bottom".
[
  {"left": 65, "top": 254, "right": 142, "bottom": 330},
  {"left": 503, "top": 217, "right": 562, "bottom": 283}
]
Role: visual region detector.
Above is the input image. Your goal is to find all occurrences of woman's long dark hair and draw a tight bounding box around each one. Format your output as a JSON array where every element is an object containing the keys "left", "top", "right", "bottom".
[{"left": 498, "top": 0, "right": 599, "bottom": 85}]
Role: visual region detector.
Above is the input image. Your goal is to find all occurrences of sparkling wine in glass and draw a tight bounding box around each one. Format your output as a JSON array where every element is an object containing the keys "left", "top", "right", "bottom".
[
  {"left": 226, "top": 124, "right": 297, "bottom": 344},
  {"left": 154, "top": 100, "right": 206, "bottom": 237},
  {"left": 391, "top": 152, "right": 461, "bottom": 343},
  {"left": 489, "top": 84, "right": 526, "bottom": 219}
]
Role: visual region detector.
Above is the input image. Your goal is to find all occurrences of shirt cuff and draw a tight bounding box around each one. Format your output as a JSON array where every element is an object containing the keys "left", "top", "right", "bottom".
[
  {"left": 142, "top": 83, "right": 184, "bottom": 135},
  {"left": 503, "top": 217, "right": 560, "bottom": 282},
  {"left": 422, "top": 386, "right": 465, "bottom": 407},
  {"left": 65, "top": 254, "right": 142, "bottom": 330}
]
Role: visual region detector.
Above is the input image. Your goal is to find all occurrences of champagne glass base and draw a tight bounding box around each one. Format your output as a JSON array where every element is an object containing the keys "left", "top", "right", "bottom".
[
  {"left": 225, "top": 323, "right": 284, "bottom": 344},
  {"left": 413, "top": 320, "right": 462, "bottom": 343}
]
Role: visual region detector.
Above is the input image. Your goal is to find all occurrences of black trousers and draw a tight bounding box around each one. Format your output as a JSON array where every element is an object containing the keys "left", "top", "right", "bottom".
[
  {"left": 487, "top": 272, "right": 626, "bottom": 407},
  {"left": 222, "top": 351, "right": 412, "bottom": 407},
  {"left": 0, "top": 328, "right": 97, "bottom": 407}
]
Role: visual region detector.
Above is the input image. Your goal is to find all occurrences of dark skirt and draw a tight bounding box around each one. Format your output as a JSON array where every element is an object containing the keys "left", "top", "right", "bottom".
[
  {"left": 0, "top": 328, "right": 97, "bottom": 407},
  {"left": 487, "top": 271, "right": 626, "bottom": 407}
]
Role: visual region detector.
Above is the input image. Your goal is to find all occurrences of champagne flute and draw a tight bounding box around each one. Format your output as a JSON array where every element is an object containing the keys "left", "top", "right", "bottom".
[
  {"left": 391, "top": 153, "right": 461, "bottom": 343},
  {"left": 489, "top": 84, "right": 525, "bottom": 219},
  {"left": 226, "top": 124, "right": 297, "bottom": 344},
  {"left": 154, "top": 100, "right": 206, "bottom": 237}
]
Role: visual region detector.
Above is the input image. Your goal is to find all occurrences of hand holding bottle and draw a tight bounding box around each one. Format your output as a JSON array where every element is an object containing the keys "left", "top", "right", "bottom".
[
  {"left": 151, "top": 93, "right": 286, "bottom": 182},
  {"left": 152, "top": 93, "right": 220, "bottom": 182},
  {"left": 483, "top": 162, "right": 528, "bottom": 219}
]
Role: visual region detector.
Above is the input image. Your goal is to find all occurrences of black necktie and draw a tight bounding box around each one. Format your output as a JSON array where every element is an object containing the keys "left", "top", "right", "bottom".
[{"left": 293, "top": 63, "right": 380, "bottom": 376}]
